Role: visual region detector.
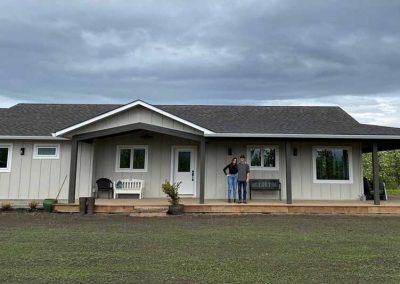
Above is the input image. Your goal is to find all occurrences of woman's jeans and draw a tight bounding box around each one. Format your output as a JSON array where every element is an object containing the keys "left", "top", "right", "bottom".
[
  {"left": 227, "top": 175, "right": 237, "bottom": 200},
  {"left": 237, "top": 180, "right": 247, "bottom": 201}
]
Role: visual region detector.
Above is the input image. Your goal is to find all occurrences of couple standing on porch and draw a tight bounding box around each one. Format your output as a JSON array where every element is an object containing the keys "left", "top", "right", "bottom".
[{"left": 222, "top": 155, "right": 250, "bottom": 204}]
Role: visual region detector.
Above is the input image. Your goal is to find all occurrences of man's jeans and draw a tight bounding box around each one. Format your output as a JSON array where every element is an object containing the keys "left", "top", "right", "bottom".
[
  {"left": 237, "top": 180, "right": 247, "bottom": 201},
  {"left": 227, "top": 175, "right": 237, "bottom": 200}
]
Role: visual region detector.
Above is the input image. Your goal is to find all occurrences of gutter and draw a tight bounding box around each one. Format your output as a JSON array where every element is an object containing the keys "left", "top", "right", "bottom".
[
  {"left": 204, "top": 133, "right": 400, "bottom": 140},
  {"left": 4, "top": 133, "right": 400, "bottom": 141},
  {"left": 0, "top": 136, "right": 69, "bottom": 140}
]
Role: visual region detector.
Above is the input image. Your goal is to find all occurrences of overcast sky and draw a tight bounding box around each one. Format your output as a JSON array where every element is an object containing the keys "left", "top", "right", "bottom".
[{"left": 1, "top": 0, "right": 400, "bottom": 126}]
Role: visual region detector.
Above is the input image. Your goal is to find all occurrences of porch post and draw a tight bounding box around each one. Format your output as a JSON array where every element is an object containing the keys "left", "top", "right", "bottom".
[
  {"left": 285, "top": 141, "right": 293, "bottom": 204},
  {"left": 68, "top": 137, "right": 78, "bottom": 204},
  {"left": 372, "top": 142, "right": 380, "bottom": 205},
  {"left": 199, "top": 138, "right": 206, "bottom": 204}
]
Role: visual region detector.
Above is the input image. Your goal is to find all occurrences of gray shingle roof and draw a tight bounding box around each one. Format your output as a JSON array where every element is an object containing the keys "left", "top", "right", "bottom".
[
  {"left": 0, "top": 104, "right": 119, "bottom": 136},
  {"left": 158, "top": 105, "right": 400, "bottom": 136},
  {"left": 1, "top": 103, "right": 400, "bottom": 137}
]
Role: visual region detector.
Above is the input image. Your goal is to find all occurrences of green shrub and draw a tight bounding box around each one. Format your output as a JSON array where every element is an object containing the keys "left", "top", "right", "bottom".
[
  {"left": 162, "top": 180, "right": 182, "bottom": 205},
  {"left": 29, "top": 201, "right": 39, "bottom": 210},
  {"left": 1, "top": 202, "right": 12, "bottom": 211}
]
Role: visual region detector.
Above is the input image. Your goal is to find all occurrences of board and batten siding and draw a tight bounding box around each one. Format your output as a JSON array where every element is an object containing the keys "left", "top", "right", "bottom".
[
  {"left": 205, "top": 140, "right": 363, "bottom": 201},
  {"left": 0, "top": 140, "right": 71, "bottom": 200},
  {"left": 67, "top": 105, "right": 203, "bottom": 137},
  {"left": 75, "top": 141, "right": 94, "bottom": 198},
  {"left": 204, "top": 140, "right": 287, "bottom": 200},
  {"left": 91, "top": 132, "right": 199, "bottom": 198},
  {"left": 1, "top": 137, "right": 363, "bottom": 201},
  {"left": 291, "top": 141, "right": 363, "bottom": 200},
  {"left": 0, "top": 140, "right": 95, "bottom": 200}
]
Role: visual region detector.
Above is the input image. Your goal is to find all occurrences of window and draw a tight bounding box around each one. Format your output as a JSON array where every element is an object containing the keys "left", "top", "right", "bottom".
[
  {"left": 116, "top": 145, "right": 148, "bottom": 172},
  {"left": 132, "top": 148, "right": 146, "bottom": 170},
  {"left": 119, "top": 148, "right": 131, "bottom": 169},
  {"left": 0, "top": 144, "right": 12, "bottom": 172},
  {"left": 33, "top": 144, "right": 60, "bottom": 159},
  {"left": 247, "top": 145, "right": 279, "bottom": 170},
  {"left": 178, "top": 151, "right": 191, "bottom": 172},
  {"left": 313, "top": 146, "right": 353, "bottom": 184}
]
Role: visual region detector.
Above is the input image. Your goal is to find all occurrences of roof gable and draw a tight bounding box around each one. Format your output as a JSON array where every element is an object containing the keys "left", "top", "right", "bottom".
[{"left": 54, "top": 100, "right": 213, "bottom": 137}]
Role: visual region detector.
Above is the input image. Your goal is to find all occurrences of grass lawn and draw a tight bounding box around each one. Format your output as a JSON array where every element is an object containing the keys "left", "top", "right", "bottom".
[
  {"left": 1, "top": 213, "right": 400, "bottom": 283},
  {"left": 387, "top": 189, "right": 400, "bottom": 196}
]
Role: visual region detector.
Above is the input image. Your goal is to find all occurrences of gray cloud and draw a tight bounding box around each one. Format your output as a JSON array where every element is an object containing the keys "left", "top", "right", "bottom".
[{"left": 0, "top": 0, "right": 400, "bottom": 125}]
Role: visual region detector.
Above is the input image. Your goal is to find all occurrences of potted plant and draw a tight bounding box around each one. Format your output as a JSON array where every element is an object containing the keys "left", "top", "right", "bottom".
[
  {"left": 43, "top": 198, "right": 58, "bottom": 212},
  {"left": 162, "top": 180, "right": 183, "bottom": 215}
]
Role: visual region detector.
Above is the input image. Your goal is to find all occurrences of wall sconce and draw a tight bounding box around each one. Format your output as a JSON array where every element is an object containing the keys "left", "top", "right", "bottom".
[
  {"left": 293, "top": 148, "right": 298, "bottom": 156},
  {"left": 228, "top": 147, "right": 233, "bottom": 156},
  {"left": 20, "top": 148, "right": 25, "bottom": 155}
]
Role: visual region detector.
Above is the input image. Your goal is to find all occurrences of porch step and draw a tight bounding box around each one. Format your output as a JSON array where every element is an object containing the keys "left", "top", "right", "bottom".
[
  {"left": 134, "top": 206, "right": 169, "bottom": 213},
  {"left": 53, "top": 203, "right": 79, "bottom": 213},
  {"left": 129, "top": 206, "right": 169, "bottom": 217}
]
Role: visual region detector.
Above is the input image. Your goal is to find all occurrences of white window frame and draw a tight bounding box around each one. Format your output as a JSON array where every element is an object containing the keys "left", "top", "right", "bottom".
[
  {"left": 115, "top": 145, "right": 148, "bottom": 173},
  {"left": 312, "top": 146, "right": 353, "bottom": 184},
  {"left": 33, "top": 144, "right": 60, "bottom": 159},
  {"left": 0, "top": 144, "right": 13, "bottom": 172},
  {"left": 247, "top": 145, "right": 279, "bottom": 171}
]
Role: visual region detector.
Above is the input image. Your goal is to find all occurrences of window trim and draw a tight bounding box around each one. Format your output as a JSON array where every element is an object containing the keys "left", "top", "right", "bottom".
[
  {"left": 247, "top": 145, "right": 279, "bottom": 171},
  {"left": 115, "top": 145, "right": 148, "bottom": 173},
  {"left": 33, "top": 144, "right": 60, "bottom": 160},
  {"left": 312, "top": 146, "right": 353, "bottom": 184},
  {"left": 0, "top": 144, "right": 12, "bottom": 172}
]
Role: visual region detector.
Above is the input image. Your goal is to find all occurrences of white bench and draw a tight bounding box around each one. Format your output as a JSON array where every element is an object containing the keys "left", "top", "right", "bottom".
[{"left": 113, "top": 179, "right": 144, "bottom": 199}]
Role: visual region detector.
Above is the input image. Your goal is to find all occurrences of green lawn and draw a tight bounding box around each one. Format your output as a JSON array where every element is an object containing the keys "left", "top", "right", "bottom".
[
  {"left": 1, "top": 213, "right": 400, "bottom": 283},
  {"left": 387, "top": 189, "right": 400, "bottom": 196}
]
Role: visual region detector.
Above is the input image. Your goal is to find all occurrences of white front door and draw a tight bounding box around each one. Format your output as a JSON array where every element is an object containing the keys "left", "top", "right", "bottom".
[{"left": 172, "top": 147, "right": 197, "bottom": 195}]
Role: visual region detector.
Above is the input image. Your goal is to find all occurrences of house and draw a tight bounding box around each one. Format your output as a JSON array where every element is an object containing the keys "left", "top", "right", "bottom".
[{"left": 1, "top": 100, "right": 400, "bottom": 205}]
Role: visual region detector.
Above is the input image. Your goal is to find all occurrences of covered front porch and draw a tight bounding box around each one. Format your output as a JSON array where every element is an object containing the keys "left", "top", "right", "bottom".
[
  {"left": 66, "top": 123, "right": 400, "bottom": 207},
  {"left": 68, "top": 122, "right": 207, "bottom": 203}
]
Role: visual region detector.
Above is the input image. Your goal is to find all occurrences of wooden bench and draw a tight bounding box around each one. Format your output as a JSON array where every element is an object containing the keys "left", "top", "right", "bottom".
[
  {"left": 249, "top": 179, "right": 281, "bottom": 200},
  {"left": 113, "top": 179, "right": 144, "bottom": 199}
]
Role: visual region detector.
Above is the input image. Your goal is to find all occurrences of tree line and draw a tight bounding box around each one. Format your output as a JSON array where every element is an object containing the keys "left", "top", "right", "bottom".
[{"left": 363, "top": 150, "right": 400, "bottom": 190}]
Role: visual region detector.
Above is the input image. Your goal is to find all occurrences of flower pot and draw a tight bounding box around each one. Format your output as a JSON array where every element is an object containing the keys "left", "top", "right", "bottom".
[
  {"left": 168, "top": 204, "right": 184, "bottom": 215},
  {"left": 43, "top": 199, "right": 57, "bottom": 212}
]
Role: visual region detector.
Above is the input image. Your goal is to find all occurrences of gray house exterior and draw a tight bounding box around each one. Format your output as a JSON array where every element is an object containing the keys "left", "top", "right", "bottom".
[{"left": 1, "top": 100, "right": 400, "bottom": 204}]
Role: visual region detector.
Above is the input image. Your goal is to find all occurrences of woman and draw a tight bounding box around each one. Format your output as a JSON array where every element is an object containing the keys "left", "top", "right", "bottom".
[{"left": 223, "top": 158, "right": 238, "bottom": 203}]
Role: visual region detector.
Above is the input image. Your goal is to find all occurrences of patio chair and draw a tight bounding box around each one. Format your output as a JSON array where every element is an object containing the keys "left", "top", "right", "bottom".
[
  {"left": 363, "top": 177, "right": 373, "bottom": 200},
  {"left": 95, "top": 178, "right": 114, "bottom": 199},
  {"left": 363, "top": 177, "right": 387, "bottom": 201}
]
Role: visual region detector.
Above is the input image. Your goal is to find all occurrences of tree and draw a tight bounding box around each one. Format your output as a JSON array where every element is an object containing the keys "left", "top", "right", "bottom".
[{"left": 362, "top": 150, "right": 400, "bottom": 190}]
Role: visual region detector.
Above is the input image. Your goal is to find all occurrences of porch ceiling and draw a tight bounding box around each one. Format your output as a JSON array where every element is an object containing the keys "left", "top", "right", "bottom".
[{"left": 361, "top": 140, "right": 400, "bottom": 153}]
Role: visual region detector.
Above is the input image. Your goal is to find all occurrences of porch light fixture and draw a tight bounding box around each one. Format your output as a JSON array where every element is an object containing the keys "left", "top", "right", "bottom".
[
  {"left": 293, "top": 148, "right": 298, "bottom": 156},
  {"left": 20, "top": 147, "right": 25, "bottom": 155},
  {"left": 228, "top": 147, "right": 232, "bottom": 156}
]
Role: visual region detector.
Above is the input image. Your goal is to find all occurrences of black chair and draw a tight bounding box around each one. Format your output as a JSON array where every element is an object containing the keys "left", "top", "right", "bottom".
[
  {"left": 96, "top": 178, "right": 113, "bottom": 199},
  {"left": 363, "top": 177, "right": 387, "bottom": 201},
  {"left": 363, "top": 177, "right": 373, "bottom": 200}
]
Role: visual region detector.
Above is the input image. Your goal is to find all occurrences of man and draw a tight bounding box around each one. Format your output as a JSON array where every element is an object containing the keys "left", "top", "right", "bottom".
[{"left": 237, "top": 154, "right": 250, "bottom": 204}]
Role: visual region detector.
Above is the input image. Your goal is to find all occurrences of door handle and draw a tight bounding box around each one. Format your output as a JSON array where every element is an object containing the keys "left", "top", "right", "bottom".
[{"left": 192, "top": 170, "right": 194, "bottom": 181}]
